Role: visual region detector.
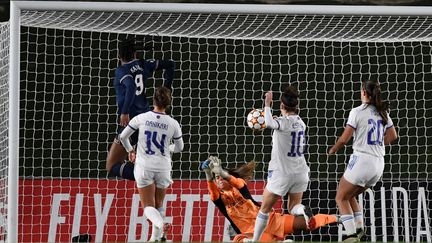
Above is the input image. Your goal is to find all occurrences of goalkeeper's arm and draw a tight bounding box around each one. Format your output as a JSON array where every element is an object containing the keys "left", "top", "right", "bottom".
[
  {"left": 209, "top": 157, "right": 245, "bottom": 189},
  {"left": 199, "top": 159, "right": 220, "bottom": 201}
]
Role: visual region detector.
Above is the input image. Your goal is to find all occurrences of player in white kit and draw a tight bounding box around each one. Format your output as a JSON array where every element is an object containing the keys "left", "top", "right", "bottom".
[
  {"left": 120, "top": 86, "right": 184, "bottom": 242},
  {"left": 329, "top": 80, "right": 398, "bottom": 242},
  {"left": 250, "top": 86, "right": 312, "bottom": 242}
]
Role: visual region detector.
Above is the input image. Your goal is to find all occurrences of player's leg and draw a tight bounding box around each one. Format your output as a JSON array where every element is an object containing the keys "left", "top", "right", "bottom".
[
  {"left": 283, "top": 213, "right": 338, "bottom": 234},
  {"left": 139, "top": 183, "right": 164, "bottom": 242},
  {"left": 154, "top": 171, "right": 172, "bottom": 241},
  {"left": 252, "top": 188, "right": 279, "bottom": 241},
  {"left": 106, "top": 135, "right": 135, "bottom": 180},
  {"left": 307, "top": 214, "right": 339, "bottom": 231},
  {"left": 350, "top": 187, "right": 368, "bottom": 238},
  {"left": 287, "top": 172, "right": 311, "bottom": 227},
  {"left": 336, "top": 176, "right": 363, "bottom": 240},
  {"left": 106, "top": 138, "right": 127, "bottom": 172}
]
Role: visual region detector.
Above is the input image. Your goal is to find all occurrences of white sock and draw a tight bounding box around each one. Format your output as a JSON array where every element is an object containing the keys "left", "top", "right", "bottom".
[
  {"left": 144, "top": 207, "right": 164, "bottom": 240},
  {"left": 157, "top": 207, "right": 166, "bottom": 238},
  {"left": 353, "top": 211, "right": 364, "bottom": 230},
  {"left": 252, "top": 211, "right": 269, "bottom": 241},
  {"left": 341, "top": 214, "right": 356, "bottom": 235}
]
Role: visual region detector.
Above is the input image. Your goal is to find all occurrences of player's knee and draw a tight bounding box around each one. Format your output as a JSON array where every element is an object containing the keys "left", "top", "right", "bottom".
[
  {"left": 335, "top": 193, "right": 348, "bottom": 205},
  {"left": 105, "top": 157, "right": 115, "bottom": 172},
  {"left": 289, "top": 204, "right": 305, "bottom": 215}
]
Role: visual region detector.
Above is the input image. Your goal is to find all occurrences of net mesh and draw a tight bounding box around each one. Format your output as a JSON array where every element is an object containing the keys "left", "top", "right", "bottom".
[
  {"left": 12, "top": 9, "right": 432, "bottom": 242},
  {"left": 0, "top": 22, "right": 9, "bottom": 242}
]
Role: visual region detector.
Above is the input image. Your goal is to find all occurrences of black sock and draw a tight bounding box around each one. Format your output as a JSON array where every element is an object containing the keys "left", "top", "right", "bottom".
[
  {"left": 110, "top": 162, "right": 135, "bottom": 181},
  {"left": 120, "top": 162, "right": 135, "bottom": 181}
]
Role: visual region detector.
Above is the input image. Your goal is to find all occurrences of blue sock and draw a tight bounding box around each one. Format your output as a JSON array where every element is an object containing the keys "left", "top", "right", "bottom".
[
  {"left": 121, "top": 162, "right": 135, "bottom": 181},
  {"left": 110, "top": 162, "right": 135, "bottom": 181}
]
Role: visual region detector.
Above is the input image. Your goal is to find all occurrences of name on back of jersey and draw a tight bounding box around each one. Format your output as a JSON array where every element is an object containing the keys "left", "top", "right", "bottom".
[
  {"left": 145, "top": 120, "right": 168, "bottom": 130},
  {"left": 130, "top": 64, "right": 143, "bottom": 73}
]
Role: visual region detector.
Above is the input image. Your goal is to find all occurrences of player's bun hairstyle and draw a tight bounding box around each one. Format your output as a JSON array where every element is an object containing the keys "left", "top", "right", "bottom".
[
  {"left": 281, "top": 85, "right": 299, "bottom": 113},
  {"left": 118, "top": 38, "right": 136, "bottom": 62},
  {"left": 362, "top": 80, "right": 389, "bottom": 125},
  {"left": 225, "top": 160, "right": 256, "bottom": 181},
  {"left": 153, "top": 86, "right": 172, "bottom": 110}
]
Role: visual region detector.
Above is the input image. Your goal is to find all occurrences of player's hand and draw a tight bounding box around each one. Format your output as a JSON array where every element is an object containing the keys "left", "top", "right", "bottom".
[
  {"left": 208, "top": 156, "right": 220, "bottom": 169},
  {"left": 199, "top": 159, "right": 211, "bottom": 171},
  {"left": 328, "top": 146, "right": 337, "bottom": 155},
  {"left": 120, "top": 114, "right": 130, "bottom": 127},
  {"left": 209, "top": 156, "right": 230, "bottom": 179},
  {"left": 200, "top": 159, "right": 213, "bottom": 181},
  {"left": 128, "top": 150, "right": 136, "bottom": 162},
  {"left": 264, "top": 91, "right": 273, "bottom": 107}
]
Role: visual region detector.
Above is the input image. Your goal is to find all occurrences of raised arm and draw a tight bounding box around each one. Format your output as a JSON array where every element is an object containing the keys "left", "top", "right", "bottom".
[
  {"left": 199, "top": 159, "right": 220, "bottom": 201},
  {"left": 156, "top": 59, "right": 175, "bottom": 90},
  {"left": 209, "top": 157, "right": 245, "bottom": 189},
  {"left": 264, "top": 91, "right": 280, "bottom": 130}
]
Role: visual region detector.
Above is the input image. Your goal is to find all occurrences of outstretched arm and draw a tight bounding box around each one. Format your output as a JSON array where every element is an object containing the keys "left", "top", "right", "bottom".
[
  {"left": 199, "top": 159, "right": 220, "bottom": 201},
  {"left": 156, "top": 59, "right": 175, "bottom": 90},
  {"left": 209, "top": 157, "right": 245, "bottom": 189}
]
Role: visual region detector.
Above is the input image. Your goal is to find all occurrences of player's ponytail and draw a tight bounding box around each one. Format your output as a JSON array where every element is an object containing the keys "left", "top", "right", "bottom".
[
  {"left": 153, "top": 86, "right": 172, "bottom": 110},
  {"left": 363, "top": 80, "right": 389, "bottom": 125},
  {"left": 118, "top": 38, "right": 136, "bottom": 62},
  {"left": 226, "top": 160, "right": 256, "bottom": 181},
  {"left": 281, "top": 85, "right": 299, "bottom": 113}
]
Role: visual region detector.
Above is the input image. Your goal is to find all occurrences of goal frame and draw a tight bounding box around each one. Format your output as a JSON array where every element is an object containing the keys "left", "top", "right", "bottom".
[{"left": 8, "top": 1, "right": 432, "bottom": 242}]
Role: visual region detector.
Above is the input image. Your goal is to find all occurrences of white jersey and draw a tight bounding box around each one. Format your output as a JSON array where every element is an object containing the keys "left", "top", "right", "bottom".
[
  {"left": 346, "top": 104, "right": 394, "bottom": 157},
  {"left": 264, "top": 107, "right": 310, "bottom": 175},
  {"left": 128, "top": 111, "right": 182, "bottom": 172}
]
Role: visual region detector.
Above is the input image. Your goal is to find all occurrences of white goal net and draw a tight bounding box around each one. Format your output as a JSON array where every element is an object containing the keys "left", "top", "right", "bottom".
[
  {"left": 0, "top": 22, "right": 9, "bottom": 243},
  {"left": 5, "top": 3, "right": 432, "bottom": 242}
]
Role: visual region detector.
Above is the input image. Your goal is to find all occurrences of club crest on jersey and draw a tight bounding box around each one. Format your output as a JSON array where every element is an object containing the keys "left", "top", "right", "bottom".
[{"left": 292, "top": 122, "right": 300, "bottom": 129}]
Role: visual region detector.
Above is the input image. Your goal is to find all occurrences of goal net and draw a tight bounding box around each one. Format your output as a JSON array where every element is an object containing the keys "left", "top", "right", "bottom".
[
  {"left": 5, "top": 3, "right": 432, "bottom": 242},
  {"left": 0, "top": 22, "right": 9, "bottom": 242}
]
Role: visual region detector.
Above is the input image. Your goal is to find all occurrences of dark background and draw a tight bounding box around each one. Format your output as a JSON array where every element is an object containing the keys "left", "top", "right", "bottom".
[
  {"left": 0, "top": 0, "right": 429, "bottom": 181},
  {"left": 17, "top": 26, "right": 432, "bottom": 181}
]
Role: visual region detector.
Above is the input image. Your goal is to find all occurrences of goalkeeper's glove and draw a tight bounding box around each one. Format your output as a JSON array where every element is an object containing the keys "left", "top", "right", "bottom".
[
  {"left": 209, "top": 156, "right": 230, "bottom": 179},
  {"left": 199, "top": 159, "right": 213, "bottom": 181}
]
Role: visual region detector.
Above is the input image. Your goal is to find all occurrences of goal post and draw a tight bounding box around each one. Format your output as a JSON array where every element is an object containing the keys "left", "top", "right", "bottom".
[{"left": 7, "top": 1, "right": 432, "bottom": 242}]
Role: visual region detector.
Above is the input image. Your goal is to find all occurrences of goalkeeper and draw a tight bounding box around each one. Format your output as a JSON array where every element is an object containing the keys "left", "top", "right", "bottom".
[{"left": 200, "top": 156, "right": 339, "bottom": 242}]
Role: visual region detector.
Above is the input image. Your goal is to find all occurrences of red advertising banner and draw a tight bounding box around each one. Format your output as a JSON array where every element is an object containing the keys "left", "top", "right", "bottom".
[{"left": 19, "top": 179, "right": 267, "bottom": 242}]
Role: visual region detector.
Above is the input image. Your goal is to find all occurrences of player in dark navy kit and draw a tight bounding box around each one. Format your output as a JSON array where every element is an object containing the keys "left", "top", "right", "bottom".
[{"left": 106, "top": 38, "right": 175, "bottom": 181}]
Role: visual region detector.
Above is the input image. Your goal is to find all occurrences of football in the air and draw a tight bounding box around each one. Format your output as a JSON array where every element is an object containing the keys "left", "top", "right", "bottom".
[{"left": 246, "top": 108, "right": 266, "bottom": 130}]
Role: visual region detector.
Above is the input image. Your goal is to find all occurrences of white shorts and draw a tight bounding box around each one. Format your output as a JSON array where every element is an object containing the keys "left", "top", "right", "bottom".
[
  {"left": 343, "top": 152, "right": 384, "bottom": 187},
  {"left": 134, "top": 166, "right": 172, "bottom": 189},
  {"left": 265, "top": 169, "right": 309, "bottom": 196}
]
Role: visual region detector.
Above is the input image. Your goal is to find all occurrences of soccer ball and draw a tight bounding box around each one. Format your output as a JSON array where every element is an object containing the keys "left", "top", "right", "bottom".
[{"left": 247, "top": 108, "right": 266, "bottom": 130}]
